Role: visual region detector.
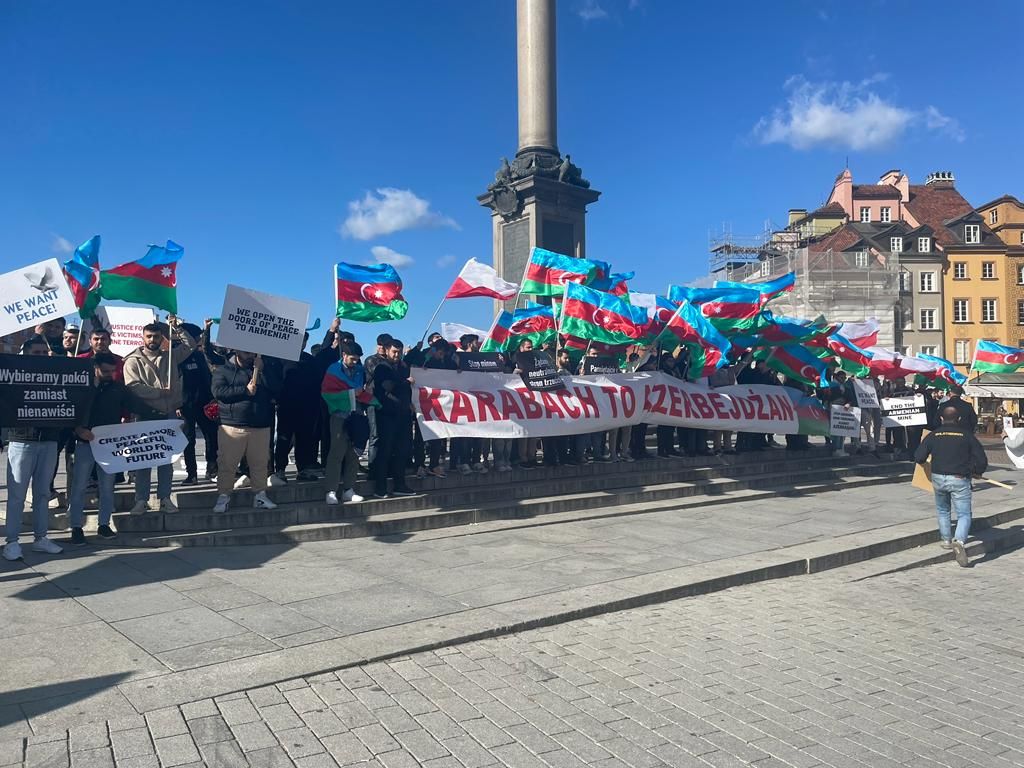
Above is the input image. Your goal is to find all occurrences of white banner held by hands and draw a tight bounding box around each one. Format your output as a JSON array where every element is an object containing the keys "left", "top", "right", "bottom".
[
  {"left": 0, "top": 259, "right": 78, "bottom": 336},
  {"left": 89, "top": 420, "right": 188, "bottom": 473},
  {"left": 215, "top": 284, "right": 310, "bottom": 361}
]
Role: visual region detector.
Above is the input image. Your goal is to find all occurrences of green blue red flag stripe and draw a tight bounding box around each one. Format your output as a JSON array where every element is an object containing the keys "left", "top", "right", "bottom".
[
  {"left": 560, "top": 283, "right": 648, "bottom": 345},
  {"left": 335, "top": 262, "right": 408, "bottom": 322},
  {"left": 520, "top": 248, "right": 600, "bottom": 297}
]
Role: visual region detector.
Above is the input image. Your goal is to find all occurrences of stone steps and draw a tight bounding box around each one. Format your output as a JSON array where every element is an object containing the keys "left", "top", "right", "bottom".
[{"left": 114, "top": 459, "right": 910, "bottom": 547}]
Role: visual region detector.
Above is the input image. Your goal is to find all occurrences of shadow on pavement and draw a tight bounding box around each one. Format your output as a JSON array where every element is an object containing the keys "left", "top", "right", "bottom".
[
  {"left": 0, "top": 673, "right": 132, "bottom": 728},
  {"left": 969, "top": 526, "right": 1024, "bottom": 568}
]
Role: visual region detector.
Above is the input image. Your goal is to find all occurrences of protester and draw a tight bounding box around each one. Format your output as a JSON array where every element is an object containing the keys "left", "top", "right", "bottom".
[
  {"left": 363, "top": 333, "right": 393, "bottom": 472},
  {"left": 3, "top": 336, "right": 64, "bottom": 561},
  {"left": 272, "top": 331, "right": 329, "bottom": 486},
  {"left": 321, "top": 342, "right": 368, "bottom": 505},
  {"left": 944, "top": 387, "right": 979, "bottom": 433},
  {"left": 67, "top": 352, "right": 145, "bottom": 545},
  {"left": 511, "top": 339, "right": 540, "bottom": 469},
  {"left": 422, "top": 338, "right": 457, "bottom": 477},
  {"left": 35, "top": 318, "right": 66, "bottom": 356},
  {"left": 178, "top": 322, "right": 218, "bottom": 484},
  {"left": 914, "top": 404, "right": 988, "bottom": 567},
  {"left": 452, "top": 334, "right": 488, "bottom": 474},
  {"left": 823, "top": 370, "right": 852, "bottom": 458},
  {"left": 61, "top": 325, "right": 80, "bottom": 357},
  {"left": 370, "top": 338, "right": 416, "bottom": 498},
  {"left": 122, "top": 317, "right": 196, "bottom": 514},
  {"left": 77, "top": 327, "right": 123, "bottom": 377}
]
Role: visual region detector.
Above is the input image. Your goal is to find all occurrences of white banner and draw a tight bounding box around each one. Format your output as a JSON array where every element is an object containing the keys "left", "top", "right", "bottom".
[
  {"left": 413, "top": 369, "right": 829, "bottom": 440},
  {"left": 852, "top": 379, "right": 880, "bottom": 409},
  {"left": 0, "top": 259, "right": 78, "bottom": 336},
  {"left": 90, "top": 419, "right": 188, "bottom": 473},
  {"left": 829, "top": 405, "right": 862, "bottom": 437},
  {"left": 215, "top": 284, "right": 309, "bottom": 361},
  {"left": 881, "top": 395, "right": 928, "bottom": 427},
  {"left": 93, "top": 306, "right": 156, "bottom": 357}
]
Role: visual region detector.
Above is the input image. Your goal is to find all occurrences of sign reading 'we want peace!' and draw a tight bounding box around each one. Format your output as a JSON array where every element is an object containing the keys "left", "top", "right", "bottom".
[{"left": 0, "top": 259, "right": 78, "bottom": 336}]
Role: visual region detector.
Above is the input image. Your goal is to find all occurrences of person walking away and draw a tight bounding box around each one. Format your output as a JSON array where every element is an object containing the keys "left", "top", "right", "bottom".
[
  {"left": 944, "top": 388, "right": 978, "bottom": 433},
  {"left": 321, "top": 342, "right": 371, "bottom": 505},
  {"left": 370, "top": 339, "right": 416, "bottom": 498},
  {"left": 67, "top": 353, "right": 147, "bottom": 545},
  {"left": 3, "top": 336, "right": 64, "bottom": 561},
  {"left": 122, "top": 318, "right": 196, "bottom": 513},
  {"left": 178, "top": 323, "right": 218, "bottom": 484},
  {"left": 914, "top": 404, "right": 988, "bottom": 567}
]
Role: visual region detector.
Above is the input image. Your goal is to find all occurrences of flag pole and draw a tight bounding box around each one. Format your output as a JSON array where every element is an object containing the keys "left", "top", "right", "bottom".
[{"left": 419, "top": 295, "right": 448, "bottom": 346}]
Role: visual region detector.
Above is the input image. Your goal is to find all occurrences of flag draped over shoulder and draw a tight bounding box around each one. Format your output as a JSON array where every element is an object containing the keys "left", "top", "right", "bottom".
[
  {"left": 971, "top": 340, "right": 1024, "bottom": 375},
  {"left": 100, "top": 240, "right": 182, "bottom": 313},
  {"left": 520, "top": 248, "right": 599, "bottom": 296},
  {"left": 335, "top": 263, "right": 409, "bottom": 322},
  {"left": 62, "top": 235, "right": 102, "bottom": 318},
  {"left": 560, "top": 283, "right": 648, "bottom": 346},
  {"left": 445, "top": 258, "right": 519, "bottom": 300}
]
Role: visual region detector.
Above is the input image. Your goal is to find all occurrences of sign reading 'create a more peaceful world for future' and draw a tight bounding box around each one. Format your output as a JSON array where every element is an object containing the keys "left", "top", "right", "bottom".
[
  {"left": 0, "top": 354, "right": 94, "bottom": 428},
  {"left": 0, "top": 259, "right": 79, "bottom": 336},
  {"left": 215, "top": 285, "right": 310, "bottom": 362},
  {"left": 89, "top": 420, "right": 189, "bottom": 473}
]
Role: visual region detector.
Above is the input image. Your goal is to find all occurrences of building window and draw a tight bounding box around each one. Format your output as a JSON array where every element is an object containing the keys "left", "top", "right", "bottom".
[
  {"left": 880, "top": 207, "right": 892, "bottom": 223},
  {"left": 918, "top": 237, "right": 930, "bottom": 252},
  {"left": 900, "top": 307, "right": 913, "bottom": 330},
  {"left": 760, "top": 260, "right": 770, "bottom": 277},
  {"left": 859, "top": 207, "right": 871, "bottom": 223},
  {"left": 982, "top": 299, "right": 998, "bottom": 322},
  {"left": 890, "top": 237, "right": 903, "bottom": 253},
  {"left": 1019, "top": 265, "right": 1024, "bottom": 285},
  {"left": 920, "top": 309, "right": 936, "bottom": 330},
  {"left": 953, "top": 299, "right": 969, "bottom": 323},
  {"left": 896, "top": 346, "right": 910, "bottom": 357},
  {"left": 991, "top": 209, "right": 998, "bottom": 224},
  {"left": 919, "top": 272, "right": 936, "bottom": 293},
  {"left": 899, "top": 270, "right": 912, "bottom": 293},
  {"left": 965, "top": 224, "right": 981, "bottom": 244},
  {"left": 921, "top": 345, "right": 937, "bottom": 356},
  {"left": 1020, "top": 232, "right": 1024, "bottom": 245},
  {"left": 953, "top": 262, "right": 968, "bottom": 280},
  {"left": 982, "top": 262, "right": 996, "bottom": 279},
  {"left": 954, "top": 339, "right": 971, "bottom": 365},
  {"left": 1018, "top": 300, "right": 1024, "bottom": 325},
  {"left": 854, "top": 252, "right": 869, "bottom": 268}
]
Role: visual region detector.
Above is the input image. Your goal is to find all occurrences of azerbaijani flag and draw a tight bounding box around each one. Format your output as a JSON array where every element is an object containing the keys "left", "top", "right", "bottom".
[
  {"left": 445, "top": 258, "right": 519, "bottom": 300},
  {"left": 657, "top": 301, "right": 731, "bottom": 380},
  {"left": 809, "top": 333, "right": 873, "bottom": 377},
  {"left": 321, "top": 360, "right": 377, "bottom": 415},
  {"left": 481, "top": 305, "right": 556, "bottom": 351},
  {"left": 591, "top": 270, "right": 634, "bottom": 296},
  {"left": 560, "top": 283, "right": 648, "bottom": 346},
  {"left": 335, "top": 263, "right": 408, "bottom": 322},
  {"left": 714, "top": 272, "right": 796, "bottom": 301},
  {"left": 763, "top": 344, "right": 831, "bottom": 387},
  {"left": 62, "top": 235, "right": 102, "bottom": 319},
  {"left": 971, "top": 340, "right": 1024, "bottom": 374},
  {"left": 916, "top": 354, "right": 968, "bottom": 390},
  {"left": 639, "top": 295, "right": 682, "bottom": 343},
  {"left": 100, "top": 240, "right": 182, "bottom": 313},
  {"left": 667, "top": 285, "right": 766, "bottom": 334},
  {"left": 735, "top": 313, "right": 837, "bottom": 348},
  {"left": 520, "top": 247, "right": 600, "bottom": 296}
]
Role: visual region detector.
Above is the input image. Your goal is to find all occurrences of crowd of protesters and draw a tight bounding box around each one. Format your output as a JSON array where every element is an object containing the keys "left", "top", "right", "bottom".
[{"left": 1, "top": 315, "right": 981, "bottom": 559}]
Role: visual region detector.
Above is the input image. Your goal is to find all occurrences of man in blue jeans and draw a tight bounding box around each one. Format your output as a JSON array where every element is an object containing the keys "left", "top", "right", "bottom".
[
  {"left": 914, "top": 404, "right": 988, "bottom": 567},
  {"left": 3, "top": 336, "right": 65, "bottom": 561}
]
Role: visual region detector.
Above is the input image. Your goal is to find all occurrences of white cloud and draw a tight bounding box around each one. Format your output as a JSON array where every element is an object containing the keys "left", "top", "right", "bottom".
[
  {"left": 51, "top": 234, "right": 74, "bottom": 254},
  {"left": 368, "top": 245, "right": 414, "bottom": 269},
  {"left": 577, "top": 0, "right": 608, "bottom": 20},
  {"left": 686, "top": 274, "right": 715, "bottom": 289},
  {"left": 436, "top": 254, "right": 457, "bottom": 268},
  {"left": 753, "top": 76, "right": 964, "bottom": 150},
  {"left": 340, "top": 188, "right": 458, "bottom": 240}
]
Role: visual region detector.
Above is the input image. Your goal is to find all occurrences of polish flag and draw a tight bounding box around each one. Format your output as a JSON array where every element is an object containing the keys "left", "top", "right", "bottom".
[
  {"left": 445, "top": 258, "right": 519, "bottom": 300},
  {"left": 840, "top": 318, "right": 879, "bottom": 348},
  {"left": 867, "top": 347, "right": 941, "bottom": 380},
  {"left": 441, "top": 323, "right": 488, "bottom": 349}
]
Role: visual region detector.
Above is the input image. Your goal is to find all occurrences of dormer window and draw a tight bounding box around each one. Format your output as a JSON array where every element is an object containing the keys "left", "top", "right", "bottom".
[
  {"left": 854, "top": 252, "right": 869, "bottom": 268},
  {"left": 890, "top": 237, "right": 903, "bottom": 254},
  {"left": 965, "top": 224, "right": 981, "bottom": 244},
  {"left": 991, "top": 209, "right": 998, "bottom": 224},
  {"left": 859, "top": 207, "right": 871, "bottom": 223},
  {"left": 918, "top": 237, "right": 930, "bottom": 252},
  {"left": 880, "top": 207, "right": 892, "bottom": 223}
]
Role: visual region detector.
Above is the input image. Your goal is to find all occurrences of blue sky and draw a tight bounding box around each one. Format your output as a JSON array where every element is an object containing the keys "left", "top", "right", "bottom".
[{"left": 4, "top": 0, "right": 1022, "bottom": 345}]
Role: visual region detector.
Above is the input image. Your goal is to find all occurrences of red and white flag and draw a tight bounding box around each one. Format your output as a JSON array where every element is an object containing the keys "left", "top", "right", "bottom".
[
  {"left": 445, "top": 258, "right": 519, "bottom": 300},
  {"left": 441, "top": 322, "right": 488, "bottom": 349},
  {"left": 840, "top": 318, "right": 879, "bottom": 348}
]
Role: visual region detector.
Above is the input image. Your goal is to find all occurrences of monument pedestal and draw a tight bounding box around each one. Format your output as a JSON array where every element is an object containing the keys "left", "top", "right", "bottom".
[{"left": 478, "top": 174, "right": 600, "bottom": 312}]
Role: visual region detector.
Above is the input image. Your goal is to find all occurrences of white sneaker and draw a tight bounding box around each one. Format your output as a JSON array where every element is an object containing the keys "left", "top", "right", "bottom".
[
  {"left": 472, "top": 463, "right": 488, "bottom": 474},
  {"left": 158, "top": 498, "right": 178, "bottom": 514},
  {"left": 213, "top": 494, "right": 230, "bottom": 513},
  {"left": 32, "top": 537, "right": 63, "bottom": 555},
  {"left": 326, "top": 491, "right": 339, "bottom": 506},
  {"left": 233, "top": 475, "right": 251, "bottom": 490},
  {"left": 2, "top": 542, "right": 22, "bottom": 561},
  {"left": 458, "top": 464, "right": 473, "bottom": 476},
  {"left": 342, "top": 488, "right": 364, "bottom": 503},
  {"left": 129, "top": 500, "right": 150, "bottom": 515},
  {"left": 253, "top": 491, "right": 277, "bottom": 510},
  {"left": 269, "top": 472, "right": 288, "bottom": 488}
]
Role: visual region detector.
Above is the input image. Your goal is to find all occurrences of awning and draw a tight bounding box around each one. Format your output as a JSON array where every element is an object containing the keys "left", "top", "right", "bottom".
[{"left": 964, "top": 373, "right": 1024, "bottom": 399}]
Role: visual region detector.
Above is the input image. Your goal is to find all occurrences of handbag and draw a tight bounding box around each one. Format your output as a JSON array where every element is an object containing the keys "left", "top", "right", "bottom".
[{"left": 202, "top": 400, "right": 220, "bottom": 422}]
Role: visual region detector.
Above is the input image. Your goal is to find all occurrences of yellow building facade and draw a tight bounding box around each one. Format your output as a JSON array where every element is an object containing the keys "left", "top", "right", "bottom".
[{"left": 975, "top": 196, "right": 1024, "bottom": 350}]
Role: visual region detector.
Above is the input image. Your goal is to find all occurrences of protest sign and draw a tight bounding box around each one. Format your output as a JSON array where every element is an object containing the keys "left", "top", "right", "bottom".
[
  {"left": 216, "top": 285, "right": 309, "bottom": 361},
  {"left": 93, "top": 306, "right": 156, "bottom": 356},
  {"left": 881, "top": 394, "right": 928, "bottom": 427},
  {"left": 582, "top": 356, "right": 622, "bottom": 376},
  {"left": 852, "top": 379, "right": 880, "bottom": 409},
  {"left": 0, "top": 354, "right": 93, "bottom": 428},
  {"left": 829, "top": 405, "right": 862, "bottom": 437},
  {"left": 0, "top": 259, "right": 78, "bottom": 336},
  {"left": 414, "top": 370, "right": 829, "bottom": 440},
  {"left": 515, "top": 351, "right": 566, "bottom": 392},
  {"left": 89, "top": 419, "right": 188, "bottom": 473},
  {"left": 457, "top": 352, "right": 506, "bottom": 373}
]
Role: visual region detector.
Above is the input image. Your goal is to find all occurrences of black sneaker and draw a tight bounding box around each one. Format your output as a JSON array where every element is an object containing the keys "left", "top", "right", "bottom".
[
  {"left": 181, "top": 475, "right": 199, "bottom": 486},
  {"left": 204, "top": 470, "right": 218, "bottom": 481},
  {"left": 373, "top": 492, "right": 389, "bottom": 499},
  {"left": 96, "top": 525, "right": 117, "bottom": 540},
  {"left": 951, "top": 540, "right": 969, "bottom": 567},
  {"left": 70, "top": 528, "right": 87, "bottom": 546},
  {"left": 392, "top": 487, "right": 416, "bottom": 497}
]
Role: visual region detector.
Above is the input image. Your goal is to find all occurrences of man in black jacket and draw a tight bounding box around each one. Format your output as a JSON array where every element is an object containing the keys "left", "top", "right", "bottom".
[
  {"left": 371, "top": 338, "right": 416, "bottom": 498},
  {"left": 915, "top": 404, "right": 988, "bottom": 567},
  {"left": 178, "top": 323, "right": 218, "bottom": 484},
  {"left": 211, "top": 350, "right": 283, "bottom": 513},
  {"left": 362, "top": 332, "right": 393, "bottom": 471}
]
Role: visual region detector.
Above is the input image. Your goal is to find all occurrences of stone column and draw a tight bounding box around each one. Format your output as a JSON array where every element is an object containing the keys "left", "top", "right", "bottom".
[{"left": 517, "top": 0, "right": 558, "bottom": 158}]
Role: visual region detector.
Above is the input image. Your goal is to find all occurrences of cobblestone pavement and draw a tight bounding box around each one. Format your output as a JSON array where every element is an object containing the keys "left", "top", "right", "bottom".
[{"left": 4, "top": 548, "right": 1021, "bottom": 768}]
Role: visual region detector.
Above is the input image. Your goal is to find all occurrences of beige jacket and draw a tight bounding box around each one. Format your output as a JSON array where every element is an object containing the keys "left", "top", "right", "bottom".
[{"left": 122, "top": 328, "right": 196, "bottom": 418}]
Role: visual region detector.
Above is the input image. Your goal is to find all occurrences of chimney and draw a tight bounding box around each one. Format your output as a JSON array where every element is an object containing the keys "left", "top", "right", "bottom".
[
  {"left": 788, "top": 209, "right": 807, "bottom": 226},
  {"left": 925, "top": 171, "right": 956, "bottom": 187}
]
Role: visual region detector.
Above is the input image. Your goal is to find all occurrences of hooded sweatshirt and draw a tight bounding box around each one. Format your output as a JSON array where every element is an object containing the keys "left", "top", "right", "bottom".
[{"left": 122, "top": 327, "right": 196, "bottom": 418}]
